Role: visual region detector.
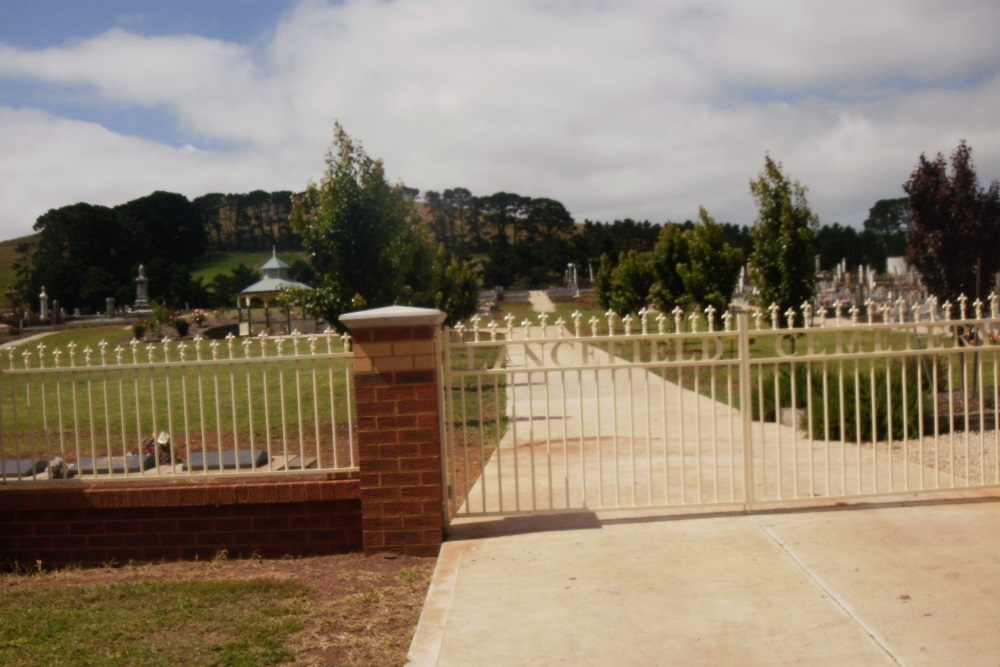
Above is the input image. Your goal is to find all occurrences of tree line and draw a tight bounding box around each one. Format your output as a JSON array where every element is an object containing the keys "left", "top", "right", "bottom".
[{"left": 13, "top": 130, "right": 995, "bottom": 320}]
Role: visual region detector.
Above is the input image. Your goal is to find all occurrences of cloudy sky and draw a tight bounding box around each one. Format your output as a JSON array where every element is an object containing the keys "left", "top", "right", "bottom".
[{"left": 1, "top": 0, "right": 998, "bottom": 242}]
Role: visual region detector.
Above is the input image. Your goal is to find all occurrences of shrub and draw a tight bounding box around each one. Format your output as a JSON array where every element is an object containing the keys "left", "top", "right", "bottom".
[{"left": 750, "top": 363, "right": 811, "bottom": 422}]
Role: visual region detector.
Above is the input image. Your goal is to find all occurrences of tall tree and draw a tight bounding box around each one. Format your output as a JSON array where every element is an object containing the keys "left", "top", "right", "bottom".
[
  {"left": 289, "top": 123, "right": 478, "bottom": 326},
  {"left": 607, "top": 250, "right": 654, "bottom": 317},
  {"left": 748, "top": 155, "right": 818, "bottom": 319},
  {"left": 679, "top": 207, "right": 744, "bottom": 316},
  {"left": 649, "top": 223, "right": 689, "bottom": 313},
  {"left": 903, "top": 141, "right": 1000, "bottom": 302}
]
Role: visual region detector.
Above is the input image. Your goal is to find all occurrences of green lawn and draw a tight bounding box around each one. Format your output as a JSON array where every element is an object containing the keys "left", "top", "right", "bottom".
[{"left": 0, "top": 578, "right": 308, "bottom": 667}]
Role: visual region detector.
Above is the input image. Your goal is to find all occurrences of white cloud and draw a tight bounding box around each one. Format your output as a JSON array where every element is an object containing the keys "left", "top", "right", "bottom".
[{"left": 1, "top": 0, "right": 999, "bottom": 239}]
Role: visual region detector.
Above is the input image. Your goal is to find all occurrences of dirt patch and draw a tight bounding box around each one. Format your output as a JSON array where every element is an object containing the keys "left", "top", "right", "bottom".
[{"left": 0, "top": 551, "right": 435, "bottom": 667}]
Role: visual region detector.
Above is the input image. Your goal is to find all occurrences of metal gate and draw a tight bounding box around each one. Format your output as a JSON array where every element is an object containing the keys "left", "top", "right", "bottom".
[{"left": 441, "top": 306, "right": 1000, "bottom": 522}]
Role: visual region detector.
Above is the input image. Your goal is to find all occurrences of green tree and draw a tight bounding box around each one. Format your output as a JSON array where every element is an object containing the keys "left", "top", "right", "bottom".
[
  {"left": 289, "top": 123, "right": 478, "bottom": 327},
  {"left": 748, "top": 155, "right": 818, "bottom": 319},
  {"left": 649, "top": 223, "right": 689, "bottom": 313},
  {"left": 903, "top": 141, "right": 1000, "bottom": 302},
  {"left": 594, "top": 253, "right": 614, "bottom": 310},
  {"left": 680, "top": 207, "right": 744, "bottom": 315},
  {"left": 607, "top": 250, "right": 654, "bottom": 316}
]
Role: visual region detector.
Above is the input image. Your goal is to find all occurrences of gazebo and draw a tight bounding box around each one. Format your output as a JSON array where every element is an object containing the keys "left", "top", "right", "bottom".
[{"left": 238, "top": 249, "right": 314, "bottom": 336}]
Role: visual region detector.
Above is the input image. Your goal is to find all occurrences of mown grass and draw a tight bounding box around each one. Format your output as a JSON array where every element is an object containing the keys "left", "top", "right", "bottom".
[{"left": 0, "top": 578, "right": 308, "bottom": 667}]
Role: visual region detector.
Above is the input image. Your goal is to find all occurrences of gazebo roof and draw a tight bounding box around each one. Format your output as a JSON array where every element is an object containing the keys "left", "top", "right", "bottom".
[{"left": 239, "top": 249, "right": 311, "bottom": 298}]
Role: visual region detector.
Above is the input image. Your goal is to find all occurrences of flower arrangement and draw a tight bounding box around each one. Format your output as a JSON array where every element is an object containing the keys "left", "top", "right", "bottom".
[
  {"left": 192, "top": 309, "right": 208, "bottom": 326},
  {"left": 142, "top": 431, "right": 182, "bottom": 465}
]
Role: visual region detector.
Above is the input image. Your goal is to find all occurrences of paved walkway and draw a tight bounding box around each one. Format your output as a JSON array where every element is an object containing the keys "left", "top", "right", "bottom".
[
  {"left": 410, "top": 320, "right": 1000, "bottom": 665},
  {"left": 409, "top": 496, "right": 1000, "bottom": 666}
]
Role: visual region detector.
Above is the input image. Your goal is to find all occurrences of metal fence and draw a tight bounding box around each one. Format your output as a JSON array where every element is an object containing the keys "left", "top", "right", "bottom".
[
  {"left": 0, "top": 331, "right": 357, "bottom": 482},
  {"left": 442, "top": 296, "right": 1000, "bottom": 520}
]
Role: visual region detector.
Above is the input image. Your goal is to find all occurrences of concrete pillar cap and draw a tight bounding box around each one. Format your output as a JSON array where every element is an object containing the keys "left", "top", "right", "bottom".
[{"left": 340, "top": 305, "right": 446, "bottom": 329}]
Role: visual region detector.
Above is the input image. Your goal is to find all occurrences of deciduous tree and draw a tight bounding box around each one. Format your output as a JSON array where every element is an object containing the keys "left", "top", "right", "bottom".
[{"left": 903, "top": 141, "right": 1000, "bottom": 302}]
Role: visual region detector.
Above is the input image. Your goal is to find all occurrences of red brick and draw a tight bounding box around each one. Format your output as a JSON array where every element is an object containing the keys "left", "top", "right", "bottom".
[
  {"left": 403, "top": 514, "right": 442, "bottom": 530},
  {"left": 399, "top": 456, "right": 441, "bottom": 472},
  {"left": 362, "top": 530, "right": 386, "bottom": 547},
  {"left": 356, "top": 400, "right": 396, "bottom": 418},
  {"left": 401, "top": 485, "right": 443, "bottom": 500},
  {"left": 380, "top": 472, "right": 423, "bottom": 487},
  {"left": 383, "top": 530, "right": 422, "bottom": 545},
  {"left": 376, "top": 385, "right": 417, "bottom": 401},
  {"left": 381, "top": 500, "right": 423, "bottom": 516},
  {"left": 377, "top": 443, "right": 422, "bottom": 458},
  {"left": 397, "top": 399, "right": 438, "bottom": 414},
  {"left": 399, "top": 428, "right": 437, "bottom": 444},
  {"left": 361, "top": 486, "right": 402, "bottom": 501},
  {"left": 364, "top": 458, "right": 399, "bottom": 472},
  {"left": 371, "top": 327, "right": 412, "bottom": 342},
  {"left": 394, "top": 370, "right": 435, "bottom": 384},
  {"left": 413, "top": 384, "right": 438, "bottom": 399},
  {"left": 376, "top": 414, "right": 417, "bottom": 429},
  {"left": 364, "top": 516, "right": 403, "bottom": 531},
  {"left": 358, "top": 430, "right": 399, "bottom": 446}
]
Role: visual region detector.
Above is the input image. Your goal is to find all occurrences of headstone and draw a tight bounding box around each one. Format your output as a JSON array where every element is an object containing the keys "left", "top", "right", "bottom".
[
  {"left": 3, "top": 285, "right": 16, "bottom": 317},
  {"left": 134, "top": 264, "right": 150, "bottom": 310},
  {"left": 72, "top": 308, "right": 81, "bottom": 317},
  {"left": 75, "top": 454, "right": 156, "bottom": 475},
  {"left": 1, "top": 459, "right": 48, "bottom": 477},
  {"left": 39, "top": 286, "right": 49, "bottom": 321},
  {"left": 106, "top": 297, "right": 115, "bottom": 319},
  {"left": 182, "top": 449, "right": 268, "bottom": 471},
  {"left": 52, "top": 300, "right": 60, "bottom": 324}
]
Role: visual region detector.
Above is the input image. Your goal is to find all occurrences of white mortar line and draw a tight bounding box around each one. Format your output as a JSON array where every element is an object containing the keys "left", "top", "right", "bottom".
[{"left": 757, "top": 522, "right": 905, "bottom": 667}]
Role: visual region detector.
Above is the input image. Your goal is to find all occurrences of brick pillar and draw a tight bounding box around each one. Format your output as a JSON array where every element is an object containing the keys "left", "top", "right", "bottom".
[{"left": 340, "top": 305, "right": 447, "bottom": 557}]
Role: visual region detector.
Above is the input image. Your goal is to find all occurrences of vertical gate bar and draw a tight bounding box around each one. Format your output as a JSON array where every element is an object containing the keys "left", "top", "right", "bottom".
[
  {"left": 528, "top": 364, "right": 537, "bottom": 511},
  {"left": 608, "top": 362, "right": 621, "bottom": 507},
  {"left": 594, "top": 364, "right": 604, "bottom": 508},
  {"left": 180, "top": 363, "right": 193, "bottom": 473},
  {"left": 822, "top": 360, "right": 830, "bottom": 495},
  {"left": 295, "top": 359, "right": 305, "bottom": 465},
  {"left": 214, "top": 363, "right": 225, "bottom": 469},
  {"left": 117, "top": 368, "right": 127, "bottom": 476},
  {"left": 737, "top": 313, "right": 754, "bottom": 512},
  {"left": 962, "top": 348, "right": 970, "bottom": 484},
  {"left": 310, "top": 359, "right": 321, "bottom": 467},
  {"left": 510, "top": 355, "right": 520, "bottom": 512},
  {"left": 902, "top": 356, "right": 909, "bottom": 490},
  {"left": 544, "top": 364, "right": 554, "bottom": 511},
  {"left": 196, "top": 357, "right": 207, "bottom": 472},
  {"left": 790, "top": 360, "right": 799, "bottom": 499},
  {"left": 644, "top": 359, "right": 652, "bottom": 506},
  {"left": 678, "top": 361, "right": 686, "bottom": 504},
  {"left": 993, "top": 346, "right": 999, "bottom": 484},
  {"left": 578, "top": 367, "right": 586, "bottom": 507},
  {"left": 728, "top": 362, "right": 735, "bottom": 501},
  {"left": 439, "top": 329, "right": 455, "bottom": 519},
  {"left": 278, "top": 359, "right": 289, "bottom": 466},
  {"left": 165, "top": 362, "right": 177, "bottom": 471},
  {"left": 0, "top": 370, "right": 7, "bottom": 480},
  {"left": 886, "top": 356, "right": 893, "bottom": 490},
  {"left": 710, "top": 358, "right": 719, "bottom": 502},
  {"left": 477, "top": 373, "right": 488, "bottom": 513},
  {"left": 774, "top": 362, "right": 782, "bottom": 499},
  {"left": 262, "top": 356, "right": 272, "bottom": 465},
  {"left": 661, "top": 365, "right": 669, "bottom": 505},
  {"left": 246, "top": 360, "right": 256, "bottom": 463},
  {"left": 99, "top": 367, "right": 109, "bottom": 467},
  {"left": 916, "top": 356, "right": 925, "bottom": 489},
  {"left": 806, "top": 360, "right": 815, "bottom": 498},
  {"left": 460, "top": 360, "right": 470, "bottom": 513},
  {"left": 561, "top": 367, "right": 570, "bottom": 509},
  {"left": 947, "top": 355, "right": 956, "bottom": 488},
  {"left": 932, "top": 356, "right": 940, "bottom": 488},
  {"left": 977, "top": 347, "right": 985, "bottom": 485},
  {"left": 57, "top": 373, "right": 66, "bottom": 464},
  {"left": 694, "top": 365, "right": 702, "bottom": 503},
  {"left": 757, "top": 360, "right": 765, "bottom": 500},
  {"left": 494, "top": 372, "right": 503, "bottom": 512},
  {"left": 854, "top": 359, "right": 862, "bottom": 494},
  {"left": 628, "top": 366, "right": 636, "bottom": 507}
]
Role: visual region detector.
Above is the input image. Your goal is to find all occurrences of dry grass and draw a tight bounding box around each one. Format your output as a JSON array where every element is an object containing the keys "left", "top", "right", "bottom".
[{"left": 0, "top": 552, "right": 435, "bottom": 667}]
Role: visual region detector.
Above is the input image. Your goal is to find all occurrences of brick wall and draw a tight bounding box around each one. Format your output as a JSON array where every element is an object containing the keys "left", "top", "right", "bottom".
[{"left": 0, "top": 479, "right": 361, "bottom": 567}]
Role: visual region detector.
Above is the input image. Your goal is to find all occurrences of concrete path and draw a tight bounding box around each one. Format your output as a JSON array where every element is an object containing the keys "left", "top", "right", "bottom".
[
  {"left": 529, "top": 291, "right": 557, "bottom": 313},
  {"left": 409, "top": 496, "right": 1000, "bottom": 666},
  {"left": 415, "top": 322, "right": 998, "bottom": 665}
]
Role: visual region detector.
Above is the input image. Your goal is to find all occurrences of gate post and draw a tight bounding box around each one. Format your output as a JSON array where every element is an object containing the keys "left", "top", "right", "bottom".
[
  {"left": 737, "top": 312, "right": 755, "bottom": 513},
  {"left": 340, "top": 305, "right": 447, "bottom": 556}
]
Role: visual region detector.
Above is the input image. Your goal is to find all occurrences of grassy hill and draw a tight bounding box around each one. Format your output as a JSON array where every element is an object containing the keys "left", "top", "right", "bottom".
[
  {"left": 0, "top": 234, "right": 36, "bottom": 290},
  {"left": 191, "top": 250, "right": 307, "bottom": 284}
]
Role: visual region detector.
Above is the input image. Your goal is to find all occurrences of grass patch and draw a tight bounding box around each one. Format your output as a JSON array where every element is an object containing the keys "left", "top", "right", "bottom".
[
  {"left": 0, "top": 553, "right": 435, "bottom": 667},
  {"left": 0, "top": 579, "right": 307, "bottom": 667}
]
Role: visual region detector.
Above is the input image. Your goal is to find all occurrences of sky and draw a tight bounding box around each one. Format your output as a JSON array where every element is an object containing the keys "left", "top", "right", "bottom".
[{"left": 1, "top": 0, "right": 999, "bottom": 242}]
